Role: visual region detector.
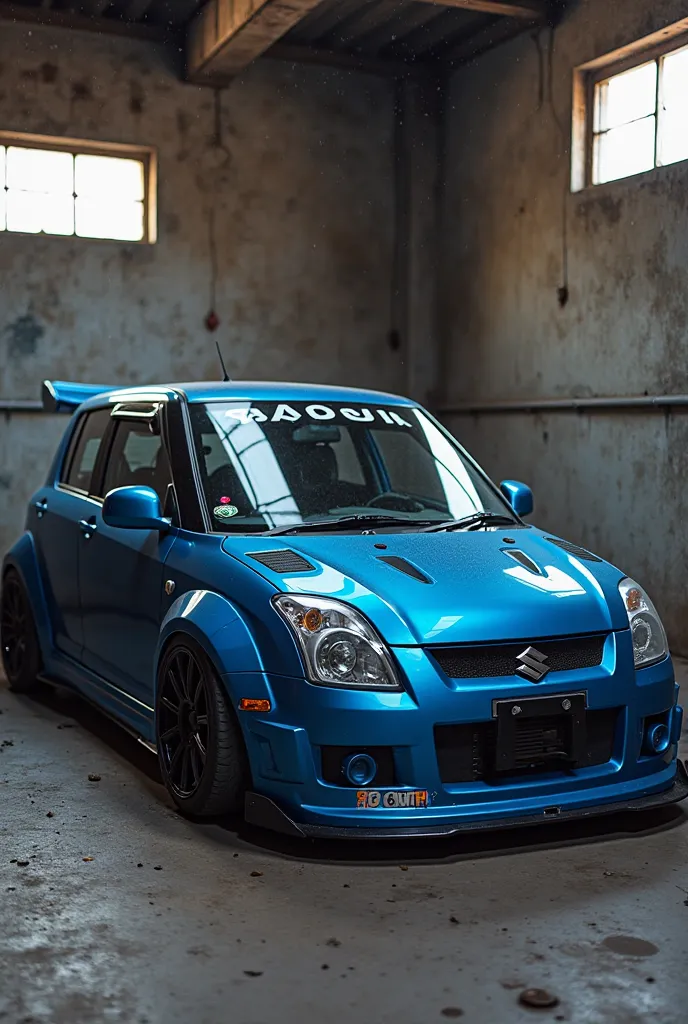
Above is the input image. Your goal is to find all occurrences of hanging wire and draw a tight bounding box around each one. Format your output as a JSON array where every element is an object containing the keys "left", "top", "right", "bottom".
[{"left": 545, "top": 25, "right": 570, "bottom": 307}]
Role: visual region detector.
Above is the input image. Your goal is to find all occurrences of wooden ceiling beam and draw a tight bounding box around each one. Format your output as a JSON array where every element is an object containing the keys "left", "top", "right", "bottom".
[
  {"left": 187, "top": 0, "right": 323, "bottom": 83},
  {"left": 414, "top": 0, "right": 546, "bottom": 20}
]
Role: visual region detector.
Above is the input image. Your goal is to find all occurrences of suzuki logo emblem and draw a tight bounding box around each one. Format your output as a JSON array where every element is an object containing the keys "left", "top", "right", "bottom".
[{"left": 516, "top": 646, "right": 550, "bottom": 682}]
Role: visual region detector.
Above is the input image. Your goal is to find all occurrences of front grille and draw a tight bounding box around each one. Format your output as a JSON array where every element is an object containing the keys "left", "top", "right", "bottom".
[
  {"left": 435, "top": 707, "right": 619, "bottom": 783},
  {"left": 430, "top": 634, "right": 606, "bottom": 680},
  {"left": 249, "top": 549, "right": 315, "bottom": 574}
]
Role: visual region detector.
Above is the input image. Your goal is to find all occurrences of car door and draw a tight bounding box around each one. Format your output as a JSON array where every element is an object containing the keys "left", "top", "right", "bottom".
[
  {"left": 31, "top": 407, "right": 112, "bottom": 662},
  {"left": 78, "top": 402, "right": 177, "bottom": 704}
]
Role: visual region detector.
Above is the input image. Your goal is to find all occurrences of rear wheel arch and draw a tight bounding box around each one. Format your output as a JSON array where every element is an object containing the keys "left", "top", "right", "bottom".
[{"left": 3, "top": 535, "right": 53, "bottom": 663}]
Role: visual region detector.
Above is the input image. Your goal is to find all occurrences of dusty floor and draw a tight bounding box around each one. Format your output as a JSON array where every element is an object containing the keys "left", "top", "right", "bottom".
[{"left": 1, "top": 666, "right": 687, "bottom": 1024}]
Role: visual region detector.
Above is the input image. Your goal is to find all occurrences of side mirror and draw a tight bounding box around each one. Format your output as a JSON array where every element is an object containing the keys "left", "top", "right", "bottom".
[
  {"left": 102, "top": 486, "right": 171, "bottom": 532},
  {"left": 500, "top": 480, "right": 534, "bottom": 519}
]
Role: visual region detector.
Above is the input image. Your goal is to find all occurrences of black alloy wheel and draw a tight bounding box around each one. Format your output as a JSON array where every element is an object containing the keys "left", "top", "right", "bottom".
[
  {"left": 158, "top": 645, "right": 209, "bottom": 798},
  {"left": 156, "top": 638, "right": 248, "bottom": 817},
  {"left": 0, "top": 570, "right": 41, "bottom": 693}
]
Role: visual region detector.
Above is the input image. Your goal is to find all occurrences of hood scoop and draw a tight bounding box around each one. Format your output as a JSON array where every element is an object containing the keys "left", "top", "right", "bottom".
[
  {"left": 503, "top": 549, "right": 543, "bottom": 575},
  {"left": 249, "top": 550, "right": 315, "bottom": 574},
  {"left": 546, "top": 538, "right": 603, "bottom": 563},
  {"left": 376, "top": 555, "right": 432, "bottom": 584}
]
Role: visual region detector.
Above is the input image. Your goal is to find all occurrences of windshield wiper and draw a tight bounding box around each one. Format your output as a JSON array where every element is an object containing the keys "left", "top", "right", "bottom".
[
  {"left": 422, "top": 511, "right": 517, "bottom": 533},
  {"left": 263, "top": 515, "right": 441, "bottom": 537}
]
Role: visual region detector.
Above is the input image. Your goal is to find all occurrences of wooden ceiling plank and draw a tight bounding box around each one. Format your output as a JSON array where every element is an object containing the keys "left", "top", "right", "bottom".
[
  {"left": 124, "top": 0, "right": 154, "bottom": 21},
  {"left": 0, "top": 1, "right": 165, "bottom": 39},
  {"left": 414, "top": 0, "right": 545, "bottom": 20}
]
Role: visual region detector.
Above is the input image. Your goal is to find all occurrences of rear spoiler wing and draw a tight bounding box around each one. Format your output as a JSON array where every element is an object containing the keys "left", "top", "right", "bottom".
[{"left": 42, "top": 380, "right": 118, "bottom": 414}]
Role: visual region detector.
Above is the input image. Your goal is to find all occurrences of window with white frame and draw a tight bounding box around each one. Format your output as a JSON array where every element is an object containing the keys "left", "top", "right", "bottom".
[
  {"left": 573, "top": 32, "right": 688, "bottom": 191},
  {"left": 0, "top": 133, "right": 156, "bottom": 242}
]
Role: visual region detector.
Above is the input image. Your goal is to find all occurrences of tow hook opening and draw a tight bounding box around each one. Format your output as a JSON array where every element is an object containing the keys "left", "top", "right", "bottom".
[{"left": 543, "top": 806, "right": 562, "bottom": 817}]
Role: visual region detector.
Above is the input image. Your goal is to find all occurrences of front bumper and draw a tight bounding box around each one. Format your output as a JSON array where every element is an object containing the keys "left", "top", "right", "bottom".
[
  {"left": 233, "top": 633, "right": 686, "bottom": 837},
  {"left": 245, "top": 759, "right": 688, "bottom": 838}
]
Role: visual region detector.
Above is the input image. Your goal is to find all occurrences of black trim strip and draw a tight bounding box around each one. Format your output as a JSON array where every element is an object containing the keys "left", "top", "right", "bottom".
[
  {"left": 376, "top": 555, "right": 432, "bottom": 584},
  {"left": 244, "top": 761, "right": 688, "bottom": 840}
]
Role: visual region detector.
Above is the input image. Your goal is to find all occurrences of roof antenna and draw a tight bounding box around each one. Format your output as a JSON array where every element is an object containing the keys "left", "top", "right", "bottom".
[{"left": 215, "top": 339, "right": 230, "bottom": 383}]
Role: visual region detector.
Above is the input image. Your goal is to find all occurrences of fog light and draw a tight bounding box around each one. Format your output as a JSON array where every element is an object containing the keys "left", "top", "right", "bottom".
[
  {"left": 644, "top": 721, "right": 670, "bottom": 755},
  {"left": 342, "top": 753, "right": 377, "bottom": 787}
]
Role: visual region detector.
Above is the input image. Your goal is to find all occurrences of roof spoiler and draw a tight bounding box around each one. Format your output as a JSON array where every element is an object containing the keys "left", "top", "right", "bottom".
[{"left": 42, "top": 380, "right": 118, "bottom": 414}]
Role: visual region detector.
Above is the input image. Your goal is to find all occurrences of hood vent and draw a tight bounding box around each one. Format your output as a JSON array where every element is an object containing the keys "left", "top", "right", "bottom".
[
  {"left": 376, "top": 555, "right": 432, "bottom": 584},
  {"left": 546, "top": 538, "right": 603, "bottom": 563},
  {"left": 249, "top": 550, "right": 315, "bottom": 574},
  {"left": 503, "top": 549, "right": 543, "bottom": 575}
]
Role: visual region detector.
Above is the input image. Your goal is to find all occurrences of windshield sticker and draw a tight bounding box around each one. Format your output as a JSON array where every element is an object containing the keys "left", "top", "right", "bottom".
[
  {"left": 214, "top": 504, "right": 239, "bottom": 521},
  {"left": 356, "top": 790, "right": 430, "bottom": 809},
  {"left": 224, "top": 405, "right": 412, "bottom": 428}
]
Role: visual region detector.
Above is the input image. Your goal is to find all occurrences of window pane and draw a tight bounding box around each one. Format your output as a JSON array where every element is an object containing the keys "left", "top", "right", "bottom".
[
  {"left": 6, "top": 146, "right": 73, "bottom": 195},
  {"left": 102, "top": 421, "right": 170, "bottom": 504},
  {"left": 64, "top": 409, "right": 112, "bottom": 495},
  {"left": 0, "top": 146, "right": 5, "bottom": 231},
  {"left": 596, "top": 62, "right": 658, "bottom": 132},
  {"left": 658, "top": 46, "right": 688, "bottom": 166},
  {"left": 75, "top": 154, "right": 144, "bottom": 202},
  {"left": 75, "top": 198, "right": 144, "bottom": 241},
  {"left": 6, "top": 190, "right": 74, "bottom": 235},
  {"left": 593, "top": 114, "right": 656, "bottom": 184}
]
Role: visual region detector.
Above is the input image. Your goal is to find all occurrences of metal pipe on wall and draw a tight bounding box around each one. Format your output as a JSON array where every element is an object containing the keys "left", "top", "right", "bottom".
[{"left": 439, "top": 395, "right": 688, "bottom": 415}]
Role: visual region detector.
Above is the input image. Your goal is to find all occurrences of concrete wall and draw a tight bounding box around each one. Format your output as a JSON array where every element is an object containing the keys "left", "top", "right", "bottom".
[
  {"left": 440, "top": 0, "right": 688, "bottom": 651},
  {"left": 0, "top": 23, "right": 403, "bottom": 553}
]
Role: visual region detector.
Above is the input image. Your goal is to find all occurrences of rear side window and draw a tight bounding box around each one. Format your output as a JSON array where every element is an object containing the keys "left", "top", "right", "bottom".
[{"left": 61, "top": 408, "right": 112, "bottom": 495}]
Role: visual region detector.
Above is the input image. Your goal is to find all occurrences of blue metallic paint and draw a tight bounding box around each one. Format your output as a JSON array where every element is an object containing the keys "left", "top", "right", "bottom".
[{"left": 5, "top": 379, "right": 685, "bottom": 836}]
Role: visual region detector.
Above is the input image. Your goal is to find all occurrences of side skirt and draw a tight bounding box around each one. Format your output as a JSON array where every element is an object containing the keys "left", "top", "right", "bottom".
[{"left": 39, "top": 650, "right": 157, "bottom": 747}]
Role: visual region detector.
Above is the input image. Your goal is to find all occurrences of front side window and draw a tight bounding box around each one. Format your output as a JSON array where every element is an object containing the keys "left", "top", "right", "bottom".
[
  {"left": 61, "top": 408, "right": 112, "bottom": 495},
  {"left": 102, "top": 420, "right": 172, "bottom": 506},
  {"left": 190, "top": 401, "right": 508, "bottom": 533}
]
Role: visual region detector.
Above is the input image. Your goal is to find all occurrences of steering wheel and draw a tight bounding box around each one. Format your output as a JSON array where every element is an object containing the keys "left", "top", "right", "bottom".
[{"left": 366, "top": 491, "right": 425, "bottom": 513}]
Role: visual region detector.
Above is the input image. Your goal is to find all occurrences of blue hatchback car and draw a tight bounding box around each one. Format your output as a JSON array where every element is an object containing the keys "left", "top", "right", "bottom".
[{"left": 2, "top": 379, "right": 686, "bottom": 838}]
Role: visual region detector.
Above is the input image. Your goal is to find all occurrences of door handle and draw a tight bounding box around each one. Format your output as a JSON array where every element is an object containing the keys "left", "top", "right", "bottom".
[
  {"left": 34, "top": 498, "right": 48, "bottom": 519},
  {"left": 79, "top": 517, "right": 97, "bottom": 539}
]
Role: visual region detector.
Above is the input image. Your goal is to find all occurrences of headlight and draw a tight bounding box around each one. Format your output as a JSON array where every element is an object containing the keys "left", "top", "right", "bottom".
[
  {"left": 272, "top": 594, "right": 401, "bottom": 690},
  {"left": 618, "top": 578, "right": 668, "bottom": 668}
]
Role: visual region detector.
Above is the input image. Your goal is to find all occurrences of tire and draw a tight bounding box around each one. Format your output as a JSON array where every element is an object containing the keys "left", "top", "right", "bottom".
[
  {"left": 1, "top": 569, "right": 42, "bottom": 694},
  {"left": 155, "top": 637, "right": 249, "bottom": 818}
]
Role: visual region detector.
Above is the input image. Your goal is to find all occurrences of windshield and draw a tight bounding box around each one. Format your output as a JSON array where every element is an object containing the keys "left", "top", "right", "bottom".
[{"left": 189, "top": 400, "right": 511, "bottom": 533}]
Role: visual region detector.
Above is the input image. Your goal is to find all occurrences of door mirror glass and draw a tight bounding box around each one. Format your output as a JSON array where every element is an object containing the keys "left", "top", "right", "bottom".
[
  {"left": 500, "top": 480, "right": 534, "bottom": 518},
  {"left": 102, "top": 485, "right": 171, "bottom": 532}
]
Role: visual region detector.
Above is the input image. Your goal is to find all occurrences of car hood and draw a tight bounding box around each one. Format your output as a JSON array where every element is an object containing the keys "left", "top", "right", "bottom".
[{"left": 223, "top": 529, "right": 629, "bottom": 647}]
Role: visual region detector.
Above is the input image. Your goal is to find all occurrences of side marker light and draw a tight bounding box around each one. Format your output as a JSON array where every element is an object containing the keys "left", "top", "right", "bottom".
[{"left": 239, "top": 698, "right": 272, "bottom": 712}]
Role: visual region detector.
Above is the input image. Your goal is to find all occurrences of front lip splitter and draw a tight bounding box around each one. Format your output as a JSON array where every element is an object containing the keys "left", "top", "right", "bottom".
[{"left": 244, "top": 759, "right": 688, "bottom": 840}]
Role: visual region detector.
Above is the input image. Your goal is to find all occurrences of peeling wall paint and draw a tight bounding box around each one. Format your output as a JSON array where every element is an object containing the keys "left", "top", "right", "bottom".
[
  {"left": 440, "top": 0, "right": 688, "bottom": 650},
  {"left": 0, "top": 24, "right": 405, "bottom": 555}
]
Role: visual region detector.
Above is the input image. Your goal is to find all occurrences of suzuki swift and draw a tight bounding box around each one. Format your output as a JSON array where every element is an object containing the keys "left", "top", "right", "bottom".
[{"left": 2, "top": 379, "right": 686, "bottom": 837}]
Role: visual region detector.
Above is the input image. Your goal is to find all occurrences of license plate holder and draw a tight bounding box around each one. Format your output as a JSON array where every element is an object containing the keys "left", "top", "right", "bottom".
[{"left": 492, "top": 692, "right": 587, "bottom": 772}]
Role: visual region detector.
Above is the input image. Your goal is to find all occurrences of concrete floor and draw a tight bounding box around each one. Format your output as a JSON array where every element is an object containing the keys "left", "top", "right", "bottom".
[{"left": 1, "top": 668, "right": 687, "bottom": 1024}]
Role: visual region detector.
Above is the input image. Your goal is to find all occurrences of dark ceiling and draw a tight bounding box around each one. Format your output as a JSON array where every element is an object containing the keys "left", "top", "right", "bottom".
[{"left": 0, "top": 0, "right": 561, "bottom": 71}]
